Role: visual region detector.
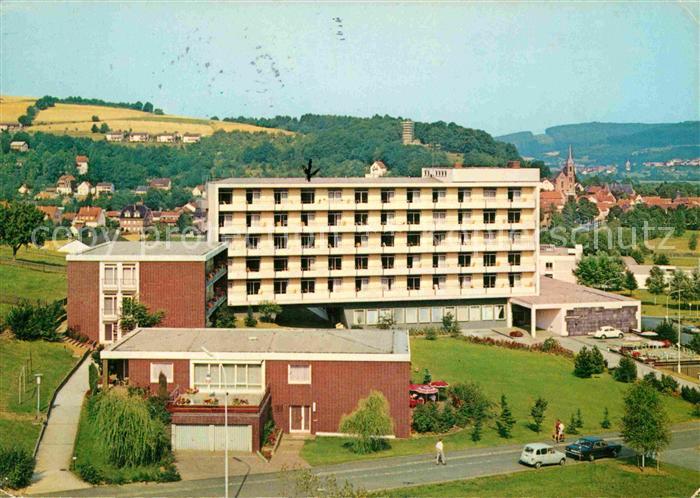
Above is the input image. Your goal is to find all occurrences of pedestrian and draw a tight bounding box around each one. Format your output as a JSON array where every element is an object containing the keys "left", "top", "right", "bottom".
[
  {"left": 435, "top": 438, "right": 446, "bottom": 465},
  {"left": 558, "top": 421, "right": 565, "bottom": 443},
  {"left": 553, "top": 419, "right": 561, "bottom": 443}
]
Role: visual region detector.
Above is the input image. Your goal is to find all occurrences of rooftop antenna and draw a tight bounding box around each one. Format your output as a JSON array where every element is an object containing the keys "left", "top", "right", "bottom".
[{"left": 302, "top": 159, "right": 320, "bottom": 182}]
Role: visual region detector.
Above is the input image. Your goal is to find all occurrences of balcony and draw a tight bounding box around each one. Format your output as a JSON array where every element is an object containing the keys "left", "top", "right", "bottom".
[
  {"left": 121, "top": 278, "right": 137, "bottom": 289},
  {"left": 206, "top": 265, "right": 228, "bottom": 287},
  {"left": 206, "top": 292, "right": 227, "bottom": 318},
  {"left": 169, "top": 386, "right": 271, "bottom": 418},
  {"left": 102, "top": 278, "right": 119, "bottom": 290},
  {"left": 102, "top": 307, "right": 119, "bottom": 319}
]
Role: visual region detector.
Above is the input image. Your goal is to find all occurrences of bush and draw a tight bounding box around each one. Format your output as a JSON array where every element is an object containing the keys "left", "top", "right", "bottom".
[
  {"left": 575, "top": 408, "right": 584, "bottom": 429},
  {"left": 156, "top": 463, "right": 181, "bottom": 482},
  {"left": 496, "top": 394, "right": 516, "bottom": 439},
  {"left": 5, "top": 300, "right": 64, "bottom": 341},
  {"left": 213, "top": 307, "right": 236, "bottom": 328},
  {"left": 590, "top": 346, "right": 606, "bottom": 374},
  {"left": 642, "top": 372, "right": 662, "bottom": 391},
  {"left": 258, "top": 301, "right": 281, "bottom": 323},
  {"left": 244, "top": 306, "right": 257, "bottom": 327},
  {"left": 681, "top": 386, "right": 700, "bottom": 404},
  {"left": 89, "top": 363, "right": 99, "bottom": 395},
  {"left": 75, "top": 461, "right": 102, "bottom": 484},
  {"left": 565, "top": 413, "right": 579, "bottom": 435},
  {"left": 600, "top": 407, "right": 611, "bottom": 429},
  {"left": 540, "top": 337, "right": 559, "bottom": 353},
  {"left": 530, "top": 397, "right": 548, "bottom": 433},
  {"left": 425, "top": 327, "right": 437, "bottom": 340},
  {"left": 438, "top": 404, "right": 456, "bottom": 433},
  {"left": 655, "top": 320, "right": 676, "bottom": 342},
  {"left": 653, "top": 253, "right": 670, "bottom": 265},
  {"left": 147, "top": 395, "right": 171, "bottom": 425},
  {"left": 441, "top": 313, "right": 460, "bottom": 337},
  {"left": 613, "top": 356, "right": 637, "bottom": 383},
  {"left": 448, "top": 382, "right": 491, "bottom": 429},
  {"left": 262, "top": 419, "right": 276, "bottom": 446},
  {"left": 377, "top": 315, "right": 396, "bottom": 330},
  {"left": 0, "top": 446, "right": 35, "bottom": 489},
  {"left": 659, "top": 374, "right": 679, "bottom": 394},
  {"left": 574, "top": 346, "right": 594, "bottom": 378},
  {"left": 339, "top": 391, "right": 393, "bottom": 454},
  {"left": 412, "top": 402, "right": 440, "bottom": 433},
  {"left": 422, "top": 369, "right": 432, "bottom": 385}
]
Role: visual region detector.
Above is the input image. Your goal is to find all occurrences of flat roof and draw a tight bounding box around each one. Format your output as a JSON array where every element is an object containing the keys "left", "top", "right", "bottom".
[
  {"left": 210, "top": 177, "right": 437, "bottom": 186},
  {"left": 102, "top": 327, "right": 410, "bottom": 362},
  {"left": 66, "top": 241, "right": 227, "bottom": 262},
  {"left": 512, "top": 277, "right": 639, "bottom": 308}
]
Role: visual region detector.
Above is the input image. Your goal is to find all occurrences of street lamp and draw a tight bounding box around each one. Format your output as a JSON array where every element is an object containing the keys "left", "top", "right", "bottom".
[
  {"left": 34, "top": 374, "right": 42, "bottom": 419},
  {"left": 202, "top": 346, "right": 228, "bottom": 498},
  {"left": 665, "top": 288, "right": 686, "bottom": 374}
]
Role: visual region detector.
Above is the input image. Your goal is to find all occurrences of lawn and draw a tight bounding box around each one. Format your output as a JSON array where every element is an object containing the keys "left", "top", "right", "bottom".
[
  {"left": 617, "top": 288, "right": 700, "bottom": 323},
  {"left": 0, "top": 265, "right": 66, "bottom": 319},
  {"left": 644, "top": 230, "right": 699, "bottom": 267},
  {"left": 376, "top": 459, "right": 700, "bottom": 497},
  {"left": 0, "top": 336, "right": 79, "bottom": 451},
  {"left": 301, "top": 337, "right": 697, "bottom": 466},
  {"left": 0, "top": 245, "right": 67, "bottom": 267}
]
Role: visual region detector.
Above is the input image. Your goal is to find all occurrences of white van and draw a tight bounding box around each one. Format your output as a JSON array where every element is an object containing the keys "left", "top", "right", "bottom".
[{"left": 519, "top": 443, "right": 566, "bottom": 468}]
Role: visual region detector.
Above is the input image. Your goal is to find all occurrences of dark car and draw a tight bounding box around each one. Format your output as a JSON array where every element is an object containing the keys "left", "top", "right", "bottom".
[{"left": 565, "top": 437, "right": 622, "bottom": 461}]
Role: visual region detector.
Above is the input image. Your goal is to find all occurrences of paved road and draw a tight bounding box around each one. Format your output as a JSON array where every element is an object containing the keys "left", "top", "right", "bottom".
[{"left": 47, "top": 424, "right": 699, "bottom": 497}]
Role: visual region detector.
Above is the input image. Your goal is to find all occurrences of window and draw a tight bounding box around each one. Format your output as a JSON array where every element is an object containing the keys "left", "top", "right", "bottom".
[
  {"left": 459, "top": 274, "right": 472, "bottom": 288},
  {"left": 122, "top": 264, "right": 136, "bottom": 286},
  {"left": 469, "top": 305, "right": 481, "bottom": 321},
  {"left": 355, "top": 256, "right": 368, "bottom": 269},
  {"left": 381, "top": 277, "right": 395, "bottom": 291},
  {"left": 246, "top": 189, "right": 260, "bottom": 204},
  {"left": 246, "top": 212, "right": 261, "bottom": 227},
  {"left": 545, "top": 262, "right": 553, "bottom": 270},
  {"left": 406, "top": 254, "right": 418, "bottom": 269},
  {"left": 509, "top": 230, "right": 522, "bottom": 242},
  {"left": 355, "top": 212, "right": 368, "bottom": 225},
  {"left": 407, "top": 232, "right": 421, "bottom": 247},
  {"left": 432, "top": 188, "right": 446, "bottom": 203},
  {"left": 355, "top": 189, "right": 368, "bottom": 203},
  {"left": 458, "top": 210, "right": 471, "bottom": 224},
  {"left": 507, "top": 187, "right": 521, "bottom": 201},
  {"left": 366, "top": 309, "right": 379, "bottom": 325},
  {"left": 150, "top": 363, "right": 174, "bottom": 383},
  {"left": 328, "top": 256, "right": 342, "bottom": 270},
  {"left": 301, "top": 256, "right": 315, "bottom": 271},
  {"left": 301, "top": 279, "right": 315, "bottom": 293},
  {"left": 381, "top": 189, "right": 395, "bottom": 203},
  {"left": 274, "top": 234, "right": 288, "bottom": 249},
  {"left": 105, "top": 322, "right": 118, "bottom": 342},
  {"left": 407, "top": 188, "right": 421, "bottom": 203},
  {"left": 288, "top": 365, "right": 311, "bottom": 384},
  {"left": 460, "top": 231, "right": 473, "bottom": 244},
  {"left": 433, "top": 253, "right": 446, "bottom": 268},
  {"left": 405, "top": 308, "right": 418, "bottom": 324},
  {"left": 245, "top": 235, "right": 259, "bottom": 249},
  {"left": 407, "top": 276, "right": 421, "bottom": 290},
  {"left": 328, "top": 278, "right": 342, "bottom": 292},
  {"left": 458, "top": 188, "right": 471, "bottom": 202},
  {"left": 484, "top": 230, "right": 497, "bottom": 241},
  {"left": 508, "top": 210, "right": 521, "bottom": 223},
  {"left": 301, "top": 233, "right": 315, "bottom": 248},
  {"left": 381, "top": 211, "right": 395, "bottom": 225},
  {"left": 104, "top": 264, "right": 117, "bottom": 286},
  {"left": 419, "top": 308, "right": 431, "bottom": 323},
  {"left": 301, "top": 212, "right": 315, "bottom": 226},
  {"left": 433, "top": 211, "right": 446, "bottom": 223},
  {"left": 274, "top": 189, "right": 288, "bottom": 204},
  {"left": 508, "top": 252, "right": 521, "bottom": 266},
  {"left": 353, "top": 310, "right": 365, "bottom": 325},
  {"left": 328, "top": 211, "right": 342, "bottom": 226},
  {"left": 274, "top": 257, "right": 288, "bottom": 272},
  {"left": 301, "top": 189, "right": 315, "bottom": 204},
  {"left": 431, "top": 306, "right": 444, "bottom": 321},
  {"left": 355, "top": 277, "right": 369, "bottom": 291},
  {"left": 328, "top": 189, "right": 342, "bottom": 201},
  {"left": 274, "top": 212, "right": 288, "bottom": 227},
  {"left": 407, "top": 211, "right": 421, "bottom": 225},
  {"left": 354, "top": 233, "right": 368, "bottom": 247},
  {"left": 381, "top": 233, "right": 394, "bottom": 247},
  {"left": 483, "top": 252, "right": 496, "bottom": 267},
  {"left": 274, "top": 279, "right": 288, "bottom": 294},
  {"left": 246, "top": 280, "right": 261, "bottom": 295},
  {"left": 393, "top": 308, "right": 404, "bottom": 323},
  {"left": 458, "top": 253, "right": 472, "bottom": 267},
  {"left": 509, "top": 272, "right": 522, "bottom": 288},
  {"left": 482, "top": 305, "right": 494, "bottom": 321},
  {"left": 483, "top": 210, "right": 496, "bottom": 224},
  {"left": 103, "top": 295, "right": 117, "bottom": 315},
  {"left": 433, "top": 231, "right": 446, "bottom": 246},
  {"left": 495, "top": 305, "right": 506, "bottom": 320},
  {"left": 193, "top": 363, "right": 263, "bottom": 390},
  {"left": 483, "top": 273, "right": 497, "bottom": 288},
  {"left": 246, "top": 257, "right": 261, "bottom": 272},
  {"left": 484, "top": 187, "right": 497, "bottom": 199},
  {"left": 328, "top": 233, "right": 342, "bottom": 248},
  {"left": 381, "top": 255, "right": 395, "bottom": 269},
  {"left": 433, "top": 275, "right": 446, "bottom": 290}
]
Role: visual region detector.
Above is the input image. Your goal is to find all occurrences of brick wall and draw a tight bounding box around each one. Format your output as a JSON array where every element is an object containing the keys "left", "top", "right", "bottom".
[
  {"left": 67, "top": 261, "right": 100, "bottom": 342},
  {"left": 139, "top": 262, "right": 206, "bottom": 328},
  {"left": 127, "top": 358, "right": 190, "bottom": 392},
  {"left": 566, "top": 305, "right": 638, "bottom": 336}
]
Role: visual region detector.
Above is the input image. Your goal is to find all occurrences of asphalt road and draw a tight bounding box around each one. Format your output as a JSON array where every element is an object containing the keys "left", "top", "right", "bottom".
[{"left": 43, "top": 425, "right": 699, "bottom": 497}]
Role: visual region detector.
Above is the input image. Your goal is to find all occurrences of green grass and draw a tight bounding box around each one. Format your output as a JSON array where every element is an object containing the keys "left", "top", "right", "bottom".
[
  {"left": 376, "top": 459, "right": 700, "bottom": 497},
  {"left": 0, "top": 336, "right": 78, "bottom": 451},
  {"left": 645, "top": 230, "right": 699, "bottom": 267},
  {"left": 301, "top": 337, "right": 697, "bottom": 466},
  {"left": 0, "top": 263, "right": 67, "bottom": 320},
  {"left": 0, "top": 245, "right": 67, "bottom": 267},
  {"left": 616, "top": 288, "right": 700, "bottom": 324}
]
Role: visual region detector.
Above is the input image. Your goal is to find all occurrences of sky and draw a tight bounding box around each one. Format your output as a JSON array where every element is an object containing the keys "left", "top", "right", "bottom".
[{"left": 1, "top": 2, "right": 698, "bottom": 136}]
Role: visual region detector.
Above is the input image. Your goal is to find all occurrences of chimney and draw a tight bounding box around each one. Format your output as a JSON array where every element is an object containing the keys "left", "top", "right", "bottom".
[
  {"left": 507, "top": 160, "right": 521, "bottom": 169},
  {"left": 454, "top": 163, "right": 463, "bottom": 169}
]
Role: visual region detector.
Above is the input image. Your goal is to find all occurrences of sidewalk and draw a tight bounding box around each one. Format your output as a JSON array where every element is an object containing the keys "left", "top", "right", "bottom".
[{"left": 25, "top": 357, "right": 91, "bottom": 495}]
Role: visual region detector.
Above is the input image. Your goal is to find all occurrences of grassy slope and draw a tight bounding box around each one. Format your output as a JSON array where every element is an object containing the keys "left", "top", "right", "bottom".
[
  {"left": 377, "top": 460, "right": 700, "bottom": 498},
  {"left": 301, "top": 337, "right": 696, "bottom": 466},
  {"left": 618, "top": 288, "right": 700, "bottom": 323},
  {"left": 0, "top": 245, "right": 67, "bottom": 267},
  {"left": 0, "top": 96, "right": 36, "bottom": 121},
  {"left": 645, "top": 230, "right": 699, "bottom": 267},
  {"left": 0, "top": 336, "right": 77, "bottom": 451}
]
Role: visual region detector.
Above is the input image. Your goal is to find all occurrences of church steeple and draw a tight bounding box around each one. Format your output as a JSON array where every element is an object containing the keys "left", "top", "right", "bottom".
[
  {"left": 567, "top": 145, "right": 573, "bottom": 163},
  {"left": 565, "top": 144, "right": 575, "bottom": 179}
]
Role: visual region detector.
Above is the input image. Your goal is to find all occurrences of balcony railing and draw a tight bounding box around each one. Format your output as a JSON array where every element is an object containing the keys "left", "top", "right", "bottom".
[{"left": 206, "top": 266, "right": 227, "bottom": 287}]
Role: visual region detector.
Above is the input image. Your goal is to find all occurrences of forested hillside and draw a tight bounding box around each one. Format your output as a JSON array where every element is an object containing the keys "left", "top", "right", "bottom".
[{"left": 0, "top": 114, "right": 523, "bottom": 200}]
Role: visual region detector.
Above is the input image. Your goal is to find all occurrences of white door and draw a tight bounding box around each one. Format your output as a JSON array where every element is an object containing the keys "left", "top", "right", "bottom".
[
  {"left": 289, "top": 405, "right": 311, "bottom": 433},
  {"left": 172, "top": 424, "right": 252, "bottom": 452}
]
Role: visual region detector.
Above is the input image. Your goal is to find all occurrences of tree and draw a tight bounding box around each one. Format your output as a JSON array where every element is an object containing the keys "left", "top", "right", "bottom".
[
  {"left": 422, "top": 368, "right": 432, "bottom": 385},
  {"left": 213, "top": 307, "right": 236, "bottom": 328},
  {"left": 669, "top": 269, "right": 694, "bottom": 304},
  {"left": 689, "top": 334, "right": 700, "bottom": 354},
  {"left": 441, "top": 312, "right": 460, "bottom": 337},
  {"left": 339, "top": 391, "right": 393, "bottom": 454},
  {"left": 621, "top": 382, "right": 671, "bottom": 469},
  {"left": 653, "top": 253, "right": 670, "bottom": 265},
  {"left": 589, "top": 346, "right": 606, "bottom": 374},
  {"left": 614, "top": 356, "right": 638, "bottom": 383},
  {"left": 119, "top": 297, "right": 164, "bottom": 333},
  {"left": 99, "top": 122, "right": 110, "bottom": 133},
  {"left": 600, "top": 407, "right": 611, "bottom": 429},
  {"left": 244, "top": 306, "right": 257, "bottom": 327},
  {"left": 157, "top": 372, "right": 168, "bottom": 400},
  {"left": 530, "top": 397, "right": 548, "bottom": 433},
  {"left": 573, "top": 254, "right": 625, "bottom": 290},
  {"left": 623, "top": 270, "right": 638, "bottom": 295},
  {"left": 646, "top": 266, "right": 667, "bottom": 304},
  {"left": 566, "top": 413, "right": 579, "bottom": 435},
  {"left": 574, "top": 346, "right": 594, "bottom": 378},
  {"left": 496, "top": 394, "right": 516, "bottom": 438},
  {"left": 91, "top": 115, "right": 100, "bottom": 122},
  {"left": 143, "top": 102, "right": 154, "bottom": 113},
  {"left": 154, "top": 108, "right": 164, "bottom": 115},
  {"left": 689, "top": 233, "right": 698, "bottom": 251},
  {"left": 176, "top": 212, "right": 193, "bottom": 233},
  {"left": 0, "top": 202, "right": 46, "bottom": 259},
  {"left": 258, "top": 301, "right": 281, "bottom": 322},
  {"left": 5, "top": 300, "right": 64, "bottom": 341},
  {"left": 91, "top": 123, "right": 99, "bottom": 133},
  {"left": 377, "top": 314, "right": 396, "bottom": 330}
]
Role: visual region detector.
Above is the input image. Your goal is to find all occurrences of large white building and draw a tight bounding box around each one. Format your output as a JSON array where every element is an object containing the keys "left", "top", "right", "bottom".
[{"left": 207, "top": 164, "right": 541, "bottom": 329}]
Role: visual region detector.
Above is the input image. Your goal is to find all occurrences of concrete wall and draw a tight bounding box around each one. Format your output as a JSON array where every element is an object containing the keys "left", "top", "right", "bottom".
[
  {"left": 536, "top": 308, "right": 564, "bottom": 335},
  {"left": 565, "top": 305, "right": 639, "bottom": 336}
]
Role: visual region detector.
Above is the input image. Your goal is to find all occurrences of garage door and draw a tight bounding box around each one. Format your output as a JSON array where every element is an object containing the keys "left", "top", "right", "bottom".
[{"left": 172, "top": 424, "right": 252, "bottom": 452}]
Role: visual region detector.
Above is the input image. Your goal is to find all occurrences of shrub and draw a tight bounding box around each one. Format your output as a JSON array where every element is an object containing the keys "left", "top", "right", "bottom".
[
  {"left": 540, "top": 337, "right": 559, "bottom": 353},
  {"left": 496, "top": 394, "right": 516, "bottom": 439},
  {"left": 574, "top": 346, "right": 594, "bottom": 378},
  {"left": 449, "top": 382, "right": 491, "bottom": 429},
  {"left": 422, "top": 369, "right": 432, "bottom": 385},
  {"left": 425, "top": 327, "right": 437, "bottom": 340},
  {"left": 262, "top": 419, "right": 277, "bottom": 446},
  {"left": 0, "top": 446, "right": 35, "bottom": 489},
  {"left": 655, "top": 320, "right": 676, "bottom": 342},
  {"left": 339, "top": 391, "right": 393, "bottom": 453},
  {"left": 412, "top": 402, "right": 440, "bottom": 433},
  {"left": 590, "top": 346, "right": 606, "bottom": 374},
  {"left": 213, "top": 307, "right": 236, "bottom": 328},
  {"left": 441, "top": 313, "right": 460, "bottom": 337},
  {"left": 157, "top": 463, "right": 181, "bottom": 482},
  {"left": 75, "top": 461, "right": 102, "bottom": 484},
  {"left": 575, "top": 408, "right": 584, "bottom": 429},
  {"left": 681, "top": 386, "right": 700, "bottom": 404},
  {"left": 147, "top": 395, "right": 171, "bottom": 425},
  {"left": 377, "top": 315, "right": 396, "bottom": 330},
  {"left": 5, "top": 300, "right": 64, "bottom": 341},
  {"left": 653, "top": 253, "right": 670, "bottom": 265},
  {"left": 509, "top": 330, "right": 523, "bottom": 338},
  {"left": 694, "top": 403, "right": 700, "bottom": 418},
  {"left": 258, "top": 301, "right": 281, "bottom": 323},
  {"left": 88, "top": 363, "right": 99, "bottom": 395},
  {"left": 530, "top": 397, "right": 548, "bottom": 433},
  {"left": 438, "top": 404, "right": 456, "bottom": 433},
  {"left": 689, "top": 233, "right": 698, "bottom": 251},
  {"left": 600, "top": 407, "right": 611, "bottom": 429},
  {"left": 613, "top": 356, "right": 637, "bottom": 383},
  {"left": 244, "top": 306, "right": 257, "bottom": 327},
  {"left": 565, "top": 413, "right": 579, "bottom": 435},
  {"left": 659, "top": 375, "right": 679, "bottom": 394},
  {"left": 643, "top": 372, "right": 662, "bottom": 390}
]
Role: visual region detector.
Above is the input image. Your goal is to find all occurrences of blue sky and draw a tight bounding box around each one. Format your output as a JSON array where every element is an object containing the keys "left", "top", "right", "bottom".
[{"left": 1, "top": 2, "right": 698, "bottom": 135}]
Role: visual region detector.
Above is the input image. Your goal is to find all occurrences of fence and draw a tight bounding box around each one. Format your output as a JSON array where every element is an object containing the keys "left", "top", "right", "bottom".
[{"left": 0, "top": 257, "right": 65, "bottom": 274}]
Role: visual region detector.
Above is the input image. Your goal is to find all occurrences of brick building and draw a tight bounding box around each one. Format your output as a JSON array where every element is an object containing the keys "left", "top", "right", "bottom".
[
  {"left": 101, "top": 327, "right": 411, "bottom": 452},
  {"left": 66, "top": 241, "right": 227, "bottom": 344}
]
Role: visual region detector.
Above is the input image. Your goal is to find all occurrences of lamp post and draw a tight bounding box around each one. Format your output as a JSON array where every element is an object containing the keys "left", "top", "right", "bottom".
[
  {"left": 665, "top": 288, "right": 686, "bottom": 374},
  {"left": 34, "top": 374, "right": 42, "bottom": 419},
  {"left": 202, "top": 347, "right": 228, "bottom": 498}
]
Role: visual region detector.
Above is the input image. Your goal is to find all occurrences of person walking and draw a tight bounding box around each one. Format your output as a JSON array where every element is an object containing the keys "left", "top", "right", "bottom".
[
  {"left": 435, "top": 438, "right": 446, "bottom": 465},
  {"left": 558, "top": 421, "right": 565, "bottom": 443},
  {"left": 553, "top": 419, "right": 561, "bottom": 443}
]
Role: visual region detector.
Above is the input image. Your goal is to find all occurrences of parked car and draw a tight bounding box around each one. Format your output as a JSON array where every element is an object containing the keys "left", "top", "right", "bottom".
[
  {"left": 593, "top": 326, "right": 624, "bottom": 339},
  {"left": 519, "top": 443, "right": 566, "bottom": 468},
  {"left": 684, "top": 325, "right": 700, "bottom": 334},
  {"left": 565, "top": 437, "right": 622, "bottom": 461}
]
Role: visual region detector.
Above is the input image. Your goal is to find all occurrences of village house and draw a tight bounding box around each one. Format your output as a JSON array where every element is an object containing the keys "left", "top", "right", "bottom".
[
  {"left": 365, "top": 160, "right": 388, "bottom": 178},
  {"left": 119, "top": 204, "right": 153, "bottom": 234},
  {"left": 153, "top": 210, "right": 180, "bottom": 226},
  {"left": 129, "top": 132, "right": 150, "bottom": 143},
  {"left": 105, "top": 210, "right": 120, "bottom": 221},
  {"left": 73, "top": 206, "right": 106, "bottom": 229},
  {"left": 75, "top": 155, "right": 89, "bottom": 175},
  {"left": 156, "top": 133, "right": 177, "bottom": 143},
  {"left": 191, "top": 184, "right": 206, "bottom": 197},
  {"left": 17, "top": 184, "right": 30, "bottom": 195},
  {"left": 134, "top": 185, "right": 149, "bottom": 196},
  {"left": 95, "top": 182, "right": 115, "bottom": 197},
  {"left": 35, "top": 188, "right": 58, "bottom": 201},
  {"left": 105, "top": 131, "right": 125, "bottom": 142},
  {"left": 181, "top": 133, "right": 201, "bottom": 144},
  {"left": 37, "top": 205, "right": 63, "bottom": 225},
  {"left": 76, "top": 181, "right": 94, "bottom": 198},
  {"left": 0, "top": 122, "right": 21, "bottom": 132},
  {"left": 10, "top": 141, "right": 29, "bottom": 152},
  {"left": 56, "top": 174, "right": 76, "bottom": 195},
  {"left": 149, "top": 177, "right": 172, "bottom": 191}
]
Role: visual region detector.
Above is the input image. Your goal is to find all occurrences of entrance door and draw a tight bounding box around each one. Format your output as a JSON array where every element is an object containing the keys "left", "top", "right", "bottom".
[{"left": 289, "top": 405, "right": 311, "bottom": 433}]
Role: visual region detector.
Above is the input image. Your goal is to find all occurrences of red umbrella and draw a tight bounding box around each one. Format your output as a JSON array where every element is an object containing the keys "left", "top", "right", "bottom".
[
  {"left": 415, "top": 385, "right": 438, "bottom": 395},
  {"left": 430, "top": 380, "right": 449, "bottom": 388}
]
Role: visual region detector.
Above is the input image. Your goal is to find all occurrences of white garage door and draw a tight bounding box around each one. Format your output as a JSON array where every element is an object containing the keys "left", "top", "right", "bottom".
[{"left": 172, "top": 424, "right": 252, "bottom": 452}]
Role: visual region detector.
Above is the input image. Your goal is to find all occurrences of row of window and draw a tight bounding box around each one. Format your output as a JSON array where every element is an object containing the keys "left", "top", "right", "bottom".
[
  {"left": 352, "top": 304, "right": 507, "bottom": 326},
  {"left": 237, "top": 230, "right": 527, "bottom": 249},
  {"left": 149, "top": 362, "right": 311, "bottom": 387},
  {"left": 243, "top": 251, "right": 526, "bottom": 272},
  {"left": 220, "top": 187, "right": 524, "bottom": 205},
  {"left": 103, "top": 264, "right": 137, "bottom": 286},
  {"left": 244, "top": 273, "right": 524, "bottom": 295}
]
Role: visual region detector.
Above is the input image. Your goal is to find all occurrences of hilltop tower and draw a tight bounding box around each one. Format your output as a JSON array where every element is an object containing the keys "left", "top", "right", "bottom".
[{"left": 401, "top": 120, "right": 415, "bottom": 145}]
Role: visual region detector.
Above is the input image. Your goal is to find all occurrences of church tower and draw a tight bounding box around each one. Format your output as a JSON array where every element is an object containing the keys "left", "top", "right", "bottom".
[{"left": 564, "top": 145, "right": 576, "bottom": 181}]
